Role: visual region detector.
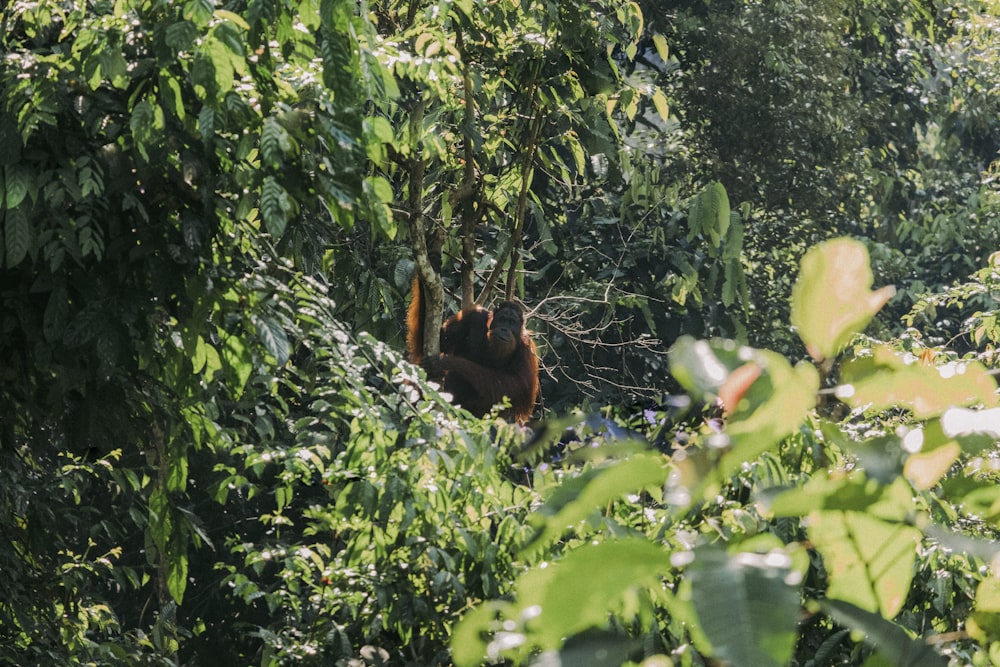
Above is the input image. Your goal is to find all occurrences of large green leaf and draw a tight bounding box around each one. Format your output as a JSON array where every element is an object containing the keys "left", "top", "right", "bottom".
[
  {"left": 790, "top": 238, "right": 895, "bottom": 362},
  {"left": 688, "top": 181, "right": 730, "bottom": 247},
  {"left": 809, "top": 511, "right": 921, "bottom": 619},
  {"left": 452, "top": 601, "right": 512, "bottom": 667},
  {"left": 768, "top": 473, "right": 905, "bottom": 517},
  {"left": 522, "top": 452, "right": 670, "bottom": 557},
  {"left": 668, "top": 336, "right": 818, "bottom": 481},
  {"left": 822, "top": 600, "right": 947, "bottom": 667},
  {"left": 721, "top": 355, "right": 817, "bottom": 475},
  {"left": 516, "top": 539, "right": 670, "bottom": 649},
  {"left": 968, "top": 578, "right": 1000, "bottom": 645},
  {"left": 686, "top": 545, "right": 801, "bottom": 667},
  {"left": 840, "top": 346, "right": 997, "bottom": 419}
]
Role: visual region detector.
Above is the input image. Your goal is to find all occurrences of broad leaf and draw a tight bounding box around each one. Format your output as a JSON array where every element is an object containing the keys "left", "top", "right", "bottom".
[
  {"left": 822, "top": 600, "right": 948, "bottom": 667},
  {"left": 768, "top": 474, "right": 897, "bottom": 517},
  {"left": 790, "top": 238, "right": 895, "bottom": 361},
  {"left": 968, "top": 578, "right": 1000, "bottom": 644},
  {"left": 522, "top": 452, "right": 670, "bottom": 557},
  {"left": 516, "top": 539, "right": 669, "bottom": 649},
  {"left": 167, "top": 551, "right": 189, "bottom": 604},
  {"left": 687, "top": 545, "right": 800, "bottom": 667},
  {"left": 255, "top": 315, "right": 292, "bottom": 366},
  {"left": 669, "top": 337, "right": 818, "bottom": 478},
  {"left": 840, "top": 346, "right": 997, "bottom": 419},
  {"left": 809, "top": 511, "right": 920, "bottom": 619},
  {"left": 687, "top": 181, "right": 730, "bottom": 246}
]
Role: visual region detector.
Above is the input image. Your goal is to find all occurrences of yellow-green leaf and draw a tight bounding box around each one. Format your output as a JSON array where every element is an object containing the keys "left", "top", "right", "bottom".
[
  {"left": 809, "top": 511, "right": 920, "bottom": 619},
  {"left": 652, "top": 33, "right": 669, "bottom": 62},
  {"left": 651, "top": 88, "right": 669, "bottom": 123},
  {"left": 790, "top": 238, "right": 895, "bottom": 362},
  {"left": 840, "top": 346, "right": 997, "bottom": 419}
]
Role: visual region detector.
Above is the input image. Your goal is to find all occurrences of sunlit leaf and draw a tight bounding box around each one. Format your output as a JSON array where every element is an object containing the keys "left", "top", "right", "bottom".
[
  {"left": 651, "top": 88, "right": 670, "bottom": 124},
  {"left": 167, "top": 552, "right": 188, "bottom": 604},
  {"left": 968, "top": 578, "right": 1000, "bottom": 644},
  {"left": 522, "top": 452, "right": 670, "bottom": 557},
  {"left": 183, "top": 0, "right": 213, "bottom": 27},
  {"left": 220, "top": 332, "right": 253, "bottom": 396},
  {"left": 768, "top": 474, "right": 894, "bottom": 517},
  {"left": 668, "top": 335, "right": 735, "bottom": 401},
  {"left": 167, "top": 452, "right": 188, "bottom": 493},
  {"left": 517, "top": 539, "right": 669, "bottom": 649},
  {"left": 687, "top": 181, "right": 729, "bottom": 246},
  {"left": 790, "top": 238, "right": 895, "bottom": 361},
  {"left": 940, "top": 477, "right": 1000, "bottom": 526},
  {"left": 452, "top": 601, "right": 519, "bottom": 667},
  {"left": 668, "top": 336, "right": 818, "bottom": 478},
  {"left": 840, "top": 347, "right": 997, "bottom": 419},
  {"left": 721, "top": 356, "right": 817, "bottom": 476},
  {"left": 718, "top": 362, "right": 761, "bottom": 415},
  {"left": 904, "top": 441, "right": 960, "bottom": 490},
  {"left": 809, "top": 511, "right": 920, "bottom": 619},
  {"left": 652, "top": 33, "right": 669, "bottom": 62}
]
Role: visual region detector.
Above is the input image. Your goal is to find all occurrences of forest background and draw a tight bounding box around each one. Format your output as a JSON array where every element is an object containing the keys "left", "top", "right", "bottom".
[{"left": 6, "top": 0, "right": 1000, "bottom": 665}]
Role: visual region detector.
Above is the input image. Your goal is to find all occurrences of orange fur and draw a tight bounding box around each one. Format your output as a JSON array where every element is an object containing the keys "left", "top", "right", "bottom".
[{"left": 408, "top": 278, "right": 539, "bottom": 422}]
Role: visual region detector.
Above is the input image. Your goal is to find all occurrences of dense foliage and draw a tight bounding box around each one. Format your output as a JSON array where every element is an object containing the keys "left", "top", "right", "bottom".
[{"left": 5, "top": 0, "right": 1000, "bottom": 666}]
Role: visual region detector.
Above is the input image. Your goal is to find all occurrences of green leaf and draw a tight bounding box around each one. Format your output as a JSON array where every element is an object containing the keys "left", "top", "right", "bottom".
[
  {"left": 365, "top": 115, "right": 394, "bottom": 143},
  {"left": 363, "top": 176, "right": 394, "bottom": 239},
  {"left": 652, "top": 33, "right": 669, "bottom": 62},
  {"left": 182, "top": 0, "right": 213, "bottom": 27},
  {"left": 167, "top": 452, "right": 188, "bottom": 493},
  {"left": 159, "top": 72, "right": 185, "bottom": 120},
  {"left": 255, "top": 315, "right": 291, "bottom": 366},
  {"left": 165, "top": 20, "right": 198, "bottom": 53},
  {"left": 969, "top": 578, "right": 1000, "bottom": 644},
  {"left": 261, "top": 176, "right": 294, "bottom": 238},
  {"left": 668, "top": 337, "right": 817, "bottom": 477},
  {"left": 214, "top": 8, "right": 251, "bottom": 30},
  {"left": 651, "top": 88, "right": 669, "bottom": 123},
  {"left": 4, "top": 209, "right": 32, "bottom": 268},
  {"left": 201, "top": 36, "right": 237, "bottom": 95},
  {"left": 790, "top": 238, "right": 895, "bottom": 361},
  {"left": 821, "top": 600, "right": 948, "bottom": 667},
  {"left": 687, "top": 181, "right": 729, "bottom": 246},
  {"left": 522, "top": 452, "right": 670, "bottom": 557},
  {"left": 5, "top": 165, "right": 30, "bottom": 208},
  {"left": 220, "top": 332, "right": 253, "bottom": 396},
  {"left": 769, "top": 473, "right": 913, "bottom": 520},
  {"left": 840, "top": 346, "right": 997, "bottom": 419},
  {"left": 687, "top": 545, "right": 800, "bottom": 667},
  {"left": 260, "top": 116, "right": 291, "bottom": 169},
  {"left": 721, "top": 356, "right": 817, "bottom": 475},
  {"left": 196, "top": 336, "right": 222, "bottom": 381},
  {"left": 148, "top": 488, "right": 170, "bottom": 552},
  {"left": 809, "top": 511, "right": 921, "bottom": 619},
  {"left": 452, "top": 601, "right": 514, "bottom": 667},
  {"left": 668, "top": 335, "right": 740, "bottom": 401},
  {"left": 167, "top": 551, "right": 188, "bottom": 604},
  {"left": 130, "top": 99, "right": 165, "bottom": 161},
  {"left": 517, "top": 539, "right": 669, "bottom": 649}
]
